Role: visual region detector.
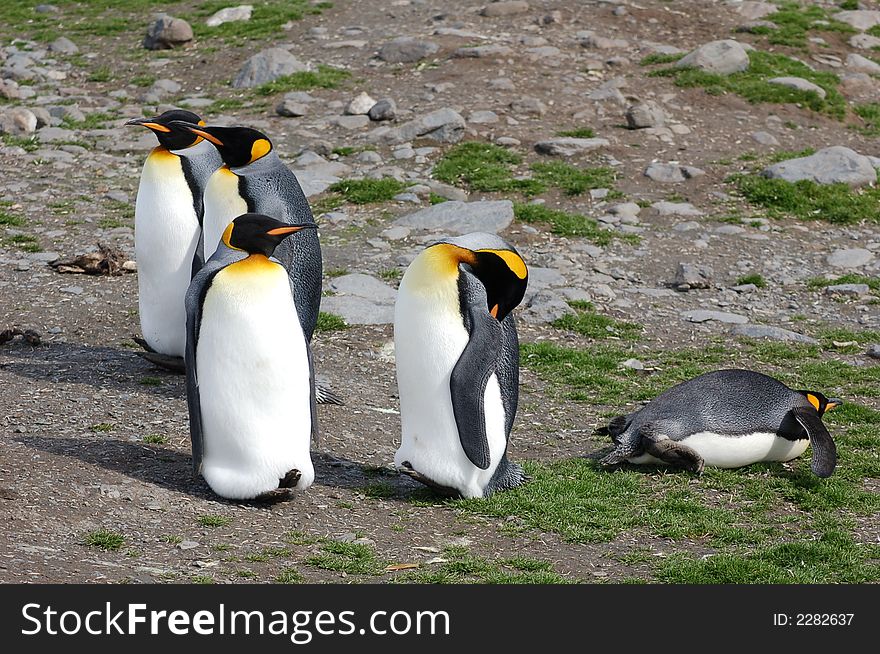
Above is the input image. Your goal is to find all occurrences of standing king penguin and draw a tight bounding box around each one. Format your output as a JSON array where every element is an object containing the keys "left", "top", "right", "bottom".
[
  {"left": 394, "top": 233, "right": 529, "bottom": 498},
  {"left": 185, "top": 213, "right": 318, "bottom": 500},
  {"left": 125, "top": 110, "right": 222, "bottom": 360},
  {"left": 598, "top": 369, "right": 840, "bottom": 477},
  {"left": 172, "top": 123, "right": 322, "bottom": 342}
]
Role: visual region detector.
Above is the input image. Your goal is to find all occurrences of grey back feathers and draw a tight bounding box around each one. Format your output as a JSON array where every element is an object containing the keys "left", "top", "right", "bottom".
[{"left": 439, "top": 232, "right": 514, "bottom": 252}]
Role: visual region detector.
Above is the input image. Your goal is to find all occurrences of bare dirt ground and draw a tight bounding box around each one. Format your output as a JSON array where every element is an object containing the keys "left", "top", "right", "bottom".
[{"left": 0, "top": 0, "right": 877, "bottom": 583}]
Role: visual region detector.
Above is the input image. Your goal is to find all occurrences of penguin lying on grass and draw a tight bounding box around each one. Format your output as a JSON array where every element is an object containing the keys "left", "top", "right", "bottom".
[
  {"left": 125, "top": 110, "right": 222, "bottom": 370},
  {"left": 185, "top": 213, "right": 318, "bottom": 501},
  {"left": 598, "top": 369, "right": 839, "bottom": 477},
  {"left": 394, "top": 233, "right": 529, "bottom": 498}
]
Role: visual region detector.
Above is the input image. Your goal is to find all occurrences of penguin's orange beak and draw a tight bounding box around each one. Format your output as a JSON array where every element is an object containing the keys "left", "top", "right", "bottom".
[
  {"left": 266, "top": 224, "right": 317, "bottom": 236},
  {"left": 125, "top": 118, "right": 171, "bottom": 133},
  {"left": 179, "top": 125, "right": 224, "bottom": 146}
]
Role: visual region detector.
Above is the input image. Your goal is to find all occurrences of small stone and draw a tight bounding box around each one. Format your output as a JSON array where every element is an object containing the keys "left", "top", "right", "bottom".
[
  {"left": 232, "top": 48, "right": 309, "bottom": 88},
  {"left": 750, "top": 130, "right": 778, "bottom": 146},
  {"left": 373, "top": 108, "right": 465, "bottom": 144},
  {"left": 644, "top": 162, "right": 705, "bottom": 183},
  {"left": 683, "top": 310, "right": 748, "bottom": 324},
  {"left": 0, "top": 107, "right": 37, "bottom": 135},
  {"left": 395, "top": 200, "right": 513, "bottom": 234},
  {"left": 454, "top": 45, "right": 514, "bottom": 58},
  {"left": 276, "top": 100, "right": 309, "bottom": 117},
  {"left": 866, "top": 344, "right": 880, "bottom": 359},
  {"left": 205, "top": 4, "right": 253, "bottom": 27},
  {"left": 621, "top": 358, "right": 645, "bottom": 371},
  {"left": 731, "top": 324, "right": 817, "bottom": 344},
  {"left": 826, "top": 248, "right": 874, "bottom": 269},
  {"left": 143, "top": 14, "right": 193, "bottom": 50},
  {"left": 48, "top": 37, "right": 79, "bottom": 55},
  {"left": 824, "top": 283, "right": 870, "bottom": 297},
  {"left": 577, "top": 30, "right": 629, "bottom": 49},
  {"left": 345, "top": 91, "right": 376, "bottom": 115},
  {"left": 480, "top": 1, "right": 530, "bottom": 17},
  {"left": 509, "top": 97, "right": 547, "bottom": 116},
  {"left": 672, "top": 262, "right": 713, "bottom": 290},
  {"left": 733, "top": 284, "right": 757, "bottom": 293},
  {"left": 850, "top": 33, "right": 880, "bottom": 49},
  {"left": 836, "top": 10, "right": 880, "bottom": 31},
  {"left": 625, "top": 100, "right": 666, "bottom": 129},
  {"left": 534, "top": 137, "right": 609, "bottom": 156},
  {"left": 651, "top": 201, "right": 702, "bottom": 217},
  {"left": 489, "top": 77, "right": 515, "bottom": 91},
  {"left": 767, "top": 76, "right": 827, "bottom": 99},
  {"left": 378, "top": 37, "right": 438, "bottom": 64},
  {"left": 676, "top": 39, "right": 750, "bottom": 74},
  {"left": 846, "top": 53, "right": 880, "bottom": 74},
  {"left": 763, "top": 146, "right": 878, "bottom": 187},
  {"left": 368, "top": 98, "right": 396, "bottom": 121},
  {"left": 177, "top": 540, "right": 200, "bottom": 550},
  {"left": 468, "top": 110, "right": 499, "bottom": 124},
  {"left": 60, "top": 286, "right": 84, "bottom": 295}
]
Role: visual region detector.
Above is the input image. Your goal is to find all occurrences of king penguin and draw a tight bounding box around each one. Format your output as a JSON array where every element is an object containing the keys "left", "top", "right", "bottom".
[
  {"left": 171, "top": 122, "right": 322, "bottom": 343},
  {"left": 598, "top": 369, "right": 840, "bottom": 477},
  {"left": 185, "top": 213, "right": 318, "bottom": 501},
  {"left": 393, "top": 233, "right": 529, "bottom": 499},
  {"left": 125, "top": 110, "right": 222, "bottom": 362}
]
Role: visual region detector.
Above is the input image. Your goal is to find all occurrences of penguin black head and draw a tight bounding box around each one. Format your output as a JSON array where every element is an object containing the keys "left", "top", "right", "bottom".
[
  {"left": 171, "top": 123, "right": 273, "bottom": 168},
  {"left": 125, "top": 110, "right": 205, "bottom": 150},
  {"left": 429, "top": 233, "right": 528, "bottom": 322},
  {"left": 796, "top": 390, "right": 842, "bottom": 416},
  {"left": 221, "top": 213, "right": 317, "bottom": 258}
]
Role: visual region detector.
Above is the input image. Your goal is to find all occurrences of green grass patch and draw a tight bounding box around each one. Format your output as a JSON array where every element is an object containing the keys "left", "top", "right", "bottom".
[
  {"left": 326, "top": 177, "right": 406, "bottom": 204},
  {"left": 315, "top": 311, "right": 347, "bottom": 332},
  {"left": 90, "top": 423, "right": 114, "bottom": 433},
  {"left": 276, "top": 567, "right": 304, "bottom": 583},
  {"left": 733, "top": 175, "right": 880, "bottom": 225},
  {"left": 552, "top": 301, "right": 643, "bottom": 340},
  {"left": 853, "top": 103, "right": 880, "bottom": 137},
  {"left": 305, "top": 541, "right": 385, "bottom": 575},
  {"left": 736, "top": 273, "right": 767, "bottom": 288},
  {"left": 807, "top": 274, "right": 879, "bottom": 293},
  {"left": 1, "top": 134, "right": 40, "bottom": 152},
  {"left": 555, "top": 127, "right": 595, "bottom": 138},
  {"left": 378, "top": 268, "right": 402, "bottom": 282},
  {"left": 0, "top": 209, "right": 25, "bottom": 227},
  {"left": 513, "top": 203, "right": 638, "bottom": 246},
  {"left": 142, "top": 434, "right": 168, "bottom": 445},
  {"left": 139, "top": 376, "right": 162, "bottom": 387},
  {"left": 255, "top": 64, "right": 350, "bottom": 95},
  {"left": 189, "top": 0, "right": 332, "bottom": 44},
  {"left": 752, "top": 2, "right": 856, "bottom": 48},
  {"left": 530, "top": 162, "right": 616, "bottom": 196},
  {"left": 87, "top": 66, "right": 112, "bottom": 83},
  {"left": 84, "top": 529, "right": 125, "bottom": 551},
  {"left": 432, "top": 141, "right": 544, "bottom": 195},
  {"left": 429, "top": 192, "right": 447, "bottom": 204},
  {"left": 203, "top": 98, "right": 246, "bottom": 114},
  {"left": 653, "top": 50, "right": 845, "bottom": 118},
  {"left": 2, "top": 233, "right": 41, "bottom": 252},
  {"left": 198, "top": 514, "right": 231, "bottom": 528},
  {"left": 395, "top": 546, "right": 572, "bottom": 584},
  {"left": 130, "top": 74, "right": 156, "bottom": 88},
  {"left": 62, "top": 111, "right": 117, "bottom": 130},
  {"left": 639, "top": 52, "right": 684, "bottom": 66},
  {"left": 361, "top": 481, "right": 396, "bottom": 499}
]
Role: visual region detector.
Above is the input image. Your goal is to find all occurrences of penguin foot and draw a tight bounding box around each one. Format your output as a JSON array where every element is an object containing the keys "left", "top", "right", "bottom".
[
  {"left": 134, "top": 350, "right": 186, "bottom": 373},
  {"left": 644, "top": 439, "right": 704, "bottom": 475},
  {"left": 398, "top": 462, "right": 461, "bottom": 498},
  {"left": 599, "top": 447, "right": 634, "bottom": 467},
  {"left": 279, "top": 469, "right": 302, "bottom": 488},
  {"left": 132, "top": 337, "right": 155, "bottom": 353},
  {"left": 253, "top": 487, "right": 294, "bottom": 503}
]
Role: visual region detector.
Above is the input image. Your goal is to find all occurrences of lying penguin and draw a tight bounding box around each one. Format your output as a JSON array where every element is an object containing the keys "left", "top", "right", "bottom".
[{"left": 598, "top": 369, "right": 839, "bottom": 477}]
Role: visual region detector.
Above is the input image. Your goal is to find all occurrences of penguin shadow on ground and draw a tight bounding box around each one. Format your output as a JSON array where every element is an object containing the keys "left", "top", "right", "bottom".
[{"left": 0, "top": 340, "right": 184, "bottom": 399}]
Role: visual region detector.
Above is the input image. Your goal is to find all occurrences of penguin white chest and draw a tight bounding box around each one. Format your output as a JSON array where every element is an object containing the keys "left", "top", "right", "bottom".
[
  {"left": 628, "top": 432, "right": 811, "bottom": 468},
  {"left": 203, "top": 167, "right": 247, "bottom": 260},
  {"left": 393, "top": 278, "right": 507, "bottom": 498},
  {"left": 196, "top": 258, "right": 313, "bottom": 499},
  {"left": 134, "top": 149, "right": 200, "bottom": 357}
]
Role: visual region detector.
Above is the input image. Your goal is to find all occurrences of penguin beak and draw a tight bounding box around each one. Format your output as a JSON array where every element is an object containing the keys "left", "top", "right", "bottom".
[
  {"left": 125, "top": 118, "right": 171, "bottom": 133},
  {"left": 266, "top": 224, "right": 317, "bottom": 236},
  {"left": 825, "top": 398, "right": 842, "bottom": 411},
  {"left": 178, "top": 124, "right": 224, "bottom": 146}
]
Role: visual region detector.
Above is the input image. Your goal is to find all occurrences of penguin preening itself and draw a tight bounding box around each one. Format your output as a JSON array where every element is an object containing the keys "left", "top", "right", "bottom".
[
  {"left": 394, "top": 233, "right": 529, "bottom": 499},
  {"left": 125, "top": 109, "right": 222, "bottom": 365},
  {"left": 598, "top": 369, "right": 840, "bottom": 477},
  {"left": 185, "top": 213, "right": 318, "bottom": 501},
  {"left": 171, "top": 122, "right": 322, "bottom": 343}
]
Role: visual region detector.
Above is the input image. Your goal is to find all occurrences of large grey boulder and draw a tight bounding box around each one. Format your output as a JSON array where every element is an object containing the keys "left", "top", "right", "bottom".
[
  {"left": 836, "top": 10, "right": 880, "bottom": 31},
  {"left": 534, "top": 137, "right": 609, "bottom": 156},
  {"left": 206, "top": 5, "right": 253, "bottom": 27},
  {"left": 0, "top": 107, "right": 37, "bottom": 135},
  {"left": 676, "top": 39, "right": 750, "bottom": 74},
  {"left": 826, "top": 248, "right": 874, "bottom": 269},
  {"left": 767, "top": 76, "right": 826, "bottom": 99},
  {"left": 394, "top": 200, "right": 513, "bottom": 234},
  {"left": 762, "top": 146, "right": 877, "bottom": 187},
  {"left": 732, "top": 324, "right": 818, "bottom": 344},
  {"left": 373, "top": 108, "right": 466, "bottom": 144},
  {"left": 143, "top": 14, "right": 193, "bottom": 50},
  {"left": 232, "top": 48, "right": 310, "bottom": 88},
  {"left": 378, "top": 37, "right": 438, "bottom": 63}
]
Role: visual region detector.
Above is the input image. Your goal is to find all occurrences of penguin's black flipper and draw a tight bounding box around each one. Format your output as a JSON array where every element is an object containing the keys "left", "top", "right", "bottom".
[
  {"left": 135, "top": 350, "right": 186, "bottom": 373},
  {"left": 307, "top": 343, "right": 319, "bottom": 448},
  {"left": 450, "top": 269, "right": 503, "bottom": 470},
  {"left": 790, "top": 407, "right": 837, "bottom": 478}
]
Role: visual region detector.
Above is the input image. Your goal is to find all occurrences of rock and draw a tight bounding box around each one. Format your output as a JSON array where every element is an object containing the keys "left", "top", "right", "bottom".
[
  {"left": 345, "top": 91, "right": 376, "bottom": 115},
  {"left": 767, "top": 76, "right": 827, "bottom": 99},
  {"left": 232, "top": 48, "right": 309, "bottom": 88},
  {"left": 533, "top": 137, "right": 609, "bottom": 156},
  {"left": 177, "top": 540, "right": 200, "bottom": 550},
  {"left": 143, "top": 14, "right": 193, "bottom": 50},
  {"left": 30, "top": 107, "right": 51, "bottom": 128},
  {"left": 0, "top": 107, "right": 37, "bottom": 135},
  {"left": 578, "top": 30, "right": 630, "bottom": 49},
  {"left": 60, "top": 286, "right": 83, "bottom": 295},
  {"left": 394, "top": 200, "right": 513, "bottom": 234},
  {"left": 454, "top": 45, "right": 514, "bottom": 58},
  {"left": 644, "top": 162, "right": 705, "bottom": 183},
  {"left": 676, "top": 39, "right": 750, "bottom": 74},
  {"left": 205, "top": 5, "right": 253, "bottom": 27},
  {"left": 378, "top": 37, "right": 438, "bottom": 63},
  {"left": 839, "top": 72, "right": 878, "bottom": 101},
  {"left": 481, "top": 1, "right": 530, "bottom": 17},
  {"left": 850, "top": 33, "right": 880, "bottom": 49},
  {"left": 733, "top": 283, "right": 757, "bottom": 293},
  {"left": 373, "top": 108, "right": 465, "bottom": 144},
  {"left": 276, "top": 99, "right": 309, "bottom": 117},
  {"left": 683, "top": 310, "right": 748, "bottom": 324},
  {"left": 735, "top": 1, "right": 778, "bottom": 20},
  {"left": 625, "top": 101, "right": 666, "bottom": 129},
  {"left": 672, "top": 262, "right": 713, "bottom": 290},
  {"left": 509, "top": 96, "right": 547, "bottom": 116},
  {"left": 846, "top": 53, "right": 880, "bottom": 74},
  {"left": 866, "top": 344, "right": 880, "bottom": 359},
  {"left": 835, "top": 10, "right": 880, "bottom": 31},
  {"left": 731, "top": 324, "right": 817, "bottom": 344},
  {"left": 425, "top": 180, "right": 468, "bottom": 202},
  {"left": 368, "top": 98, "right": 396, "bottom": 121},
  {"left": 715, "top": 225, "right": 745, "bottom": 235},
  {"left": 522, "top": 290, "right": 574, "bottom": 323},
  {"left": 652, "top": 201, "right": 703, "bottom": 216},
  {"left": 826, "top": 248, "right": 874, "bottom": 269},
  {"left": 320, "top": 296, "right": 393, "bottom": 325},
  {"left": 291, "top": 156, "right": 350, "bottom": 197},
  {"left": 824, "top": 283, "right": 870, "bottom": 297},
  {"left": 0, "top": 79, "right": 21, "bottom": 100},
  {"left": 621, "top": 358, "right": 645, "bottom": 371},
  {"left": 48, "top": 37, "right": 78, "bottom": 55},
  {"left": 468, "top": 110, "right": 499, "bottom": 124},
  {"left": 762, "top": 146, "right": 877, "bottom": 187},
  {"left": 750, "top": 130, "right": 779, "bottom": 146},
  {"left": 329, "top": 274, "right": 397, "bottom": 304}
]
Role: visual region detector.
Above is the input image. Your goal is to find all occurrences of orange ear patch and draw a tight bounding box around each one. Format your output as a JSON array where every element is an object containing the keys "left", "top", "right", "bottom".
[
  {"left": 249, "top": 138, "right": 272, "bottom": 163},
  {"left": 806, "top": 394, "right": 821, "bottom": 411},
  {"left": 490, "top": 304, "right": 499, "bottom": 318}
]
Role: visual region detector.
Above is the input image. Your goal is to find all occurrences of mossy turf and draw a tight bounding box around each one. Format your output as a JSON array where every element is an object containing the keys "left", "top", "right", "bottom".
[
  {"left": 394, "top": 546, "right": 572, "bottom": 584},
  {"left": 513, "top": 203, "right": 638, "bottom": 245},
  {"left": 326, "top": 178, "right": 406, "bottom": 204},
  {"left": 748, "top": 2, "right": 855, "bottom": 48},
  {"left": 315, "top": 312, "right": 348, "bottom": 332},
  {"left": 255, "top": 65, "right": 351, "bottom": 95},
  {"left": 552, "top": 301, "right": 643, "bottom": 340}
]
